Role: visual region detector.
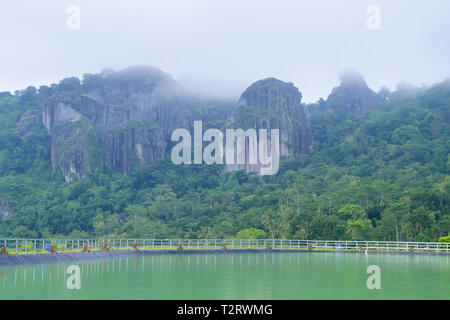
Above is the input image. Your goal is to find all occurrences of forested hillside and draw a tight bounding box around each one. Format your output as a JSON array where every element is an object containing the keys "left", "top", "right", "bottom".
[{"left": 0, "top": 67, "right": 448, "bottom": 241}]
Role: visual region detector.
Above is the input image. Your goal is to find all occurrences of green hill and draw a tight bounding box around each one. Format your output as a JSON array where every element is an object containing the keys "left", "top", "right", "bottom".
[{"left": 0, "top": 68, "right": 448, "bottom": 241}]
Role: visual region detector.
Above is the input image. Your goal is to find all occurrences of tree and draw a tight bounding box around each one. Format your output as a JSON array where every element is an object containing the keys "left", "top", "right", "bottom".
[
  {"left": 346, "top": 220, "right": 365, "bottom": 240},
  {"left": 199, "top": 226, "right": 213, "bottom": 239},
  {"left": 338, "top": 204, "right": 367, "bottom": 221},
  {"left": 236, "top": 228, "right": 266, "bottom": 239},
  {"left": 380, "top": 202, "right": 409, "bottom": 241},
  {"left": 125, "top": 205, "right": 147, "bottom": 236},
  {"left": 262, "top": 209, "right": 282, "bottom": 239}
]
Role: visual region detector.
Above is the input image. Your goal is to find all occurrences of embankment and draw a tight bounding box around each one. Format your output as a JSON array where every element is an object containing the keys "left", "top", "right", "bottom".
[{"left": 0, "top": 249, "right": 448, "bottom": 266}]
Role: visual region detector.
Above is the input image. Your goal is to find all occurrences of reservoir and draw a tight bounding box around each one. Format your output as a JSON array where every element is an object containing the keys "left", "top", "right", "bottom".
[{"left": 0, "top": 252, "right": 448, "bottom": 299}]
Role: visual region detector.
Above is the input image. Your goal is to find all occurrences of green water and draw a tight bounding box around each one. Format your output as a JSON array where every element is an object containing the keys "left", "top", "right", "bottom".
[{"left": 0, "top": 252, "right": 449, "bottom": 299}]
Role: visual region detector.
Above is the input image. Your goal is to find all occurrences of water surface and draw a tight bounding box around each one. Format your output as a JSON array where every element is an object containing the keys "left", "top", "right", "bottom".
[{"left": 0, "top": 252, "right": 448, "bottom": 299}]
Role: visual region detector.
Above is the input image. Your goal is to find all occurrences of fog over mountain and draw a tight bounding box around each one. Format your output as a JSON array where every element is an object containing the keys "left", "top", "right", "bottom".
[{"left": 1, "top": 0, "right": 449, "bottom": 102}]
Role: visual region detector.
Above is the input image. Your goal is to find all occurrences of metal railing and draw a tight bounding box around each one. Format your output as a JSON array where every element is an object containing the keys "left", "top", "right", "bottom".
[{"left": 0, "top": 238, "right": 449, "bottom": 255}]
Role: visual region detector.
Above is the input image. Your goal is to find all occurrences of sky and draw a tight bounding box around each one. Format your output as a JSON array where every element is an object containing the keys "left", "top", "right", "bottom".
[{"left": 0, "top": 0, "right": 449, "bottom": 103}]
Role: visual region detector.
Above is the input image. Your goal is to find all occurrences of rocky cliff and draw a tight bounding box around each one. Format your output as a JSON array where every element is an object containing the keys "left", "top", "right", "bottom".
[
  {"left": 27, "top": 67, "right": 318, "bottom": 181},
  {"left": 39, "top": 68, "right": 316, "bottom": 181},
  {"left": 224, "top": 78, "right": 313, "bottom": 175},
  {"left": 43, "top": 66, "right": 198, "bottom": 181}
]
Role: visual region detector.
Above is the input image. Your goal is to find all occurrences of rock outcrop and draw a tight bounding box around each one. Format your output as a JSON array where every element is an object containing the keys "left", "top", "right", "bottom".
[
  {"left": 325, "top": 69, "right": 380, "bottom": 119},
  {"left": 43, "top": 66, "right": 198, "bottom": 181},
  {"left": 43, "top": 97, "right": 91, "bottom": 181},
  {"left": 35, "top": 68, "right": 315, "bottom": 181},
  {"left": 17, "top": 110, "right": 42, "bottom": 136},
  {"left": 224, "top": 78, "right": 313, "bottom": 175}
]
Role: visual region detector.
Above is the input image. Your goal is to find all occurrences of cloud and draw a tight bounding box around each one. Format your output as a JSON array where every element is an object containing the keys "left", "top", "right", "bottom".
[{"left": 0, "top": 0, "right": 449, "bottom": 102}]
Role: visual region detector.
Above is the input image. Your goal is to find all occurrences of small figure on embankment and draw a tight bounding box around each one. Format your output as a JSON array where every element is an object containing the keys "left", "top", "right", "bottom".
[
  {"left": 177, "top": 242, "right": 183, "bottom": 251},
  {"left": 133, "top": 242, "right": 141, "bottom": 252},
  {"left": 50, "top": 243, "right": 56, "bottom": 254},
  {"left": 103, "top": 242, "right": 110, "bottom": 251},
  {"left": 222, "top": 242, "right": 227, "bottom": 250},
  {"left": 0, "top": 245, "right": 7, "bottom": 255},
  {"left": 82, "top": 243, "right": 91, "bottom": 253}
]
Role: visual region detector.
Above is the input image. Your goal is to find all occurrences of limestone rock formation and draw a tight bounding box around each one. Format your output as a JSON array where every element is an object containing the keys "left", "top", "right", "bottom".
[
  {"left": 42, "top": 66, "right": 198, "bottom": 181},
  {"left": 17, "top": 110, "right": 42, "bottom": 136},
  {"left": 224, "top": 78, "right": 313, "bottom": 175},
  {"left": 325, "top": 69, "right": 380, "bottom": 119},
  {"left": 33, "top": 68, "right": 315, "bottom": 181}
]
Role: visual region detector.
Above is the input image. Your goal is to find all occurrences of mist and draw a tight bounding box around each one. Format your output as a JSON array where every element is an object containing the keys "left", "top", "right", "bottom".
[{"left": 0, "top": 0, "right": 449, "bottom": 102}]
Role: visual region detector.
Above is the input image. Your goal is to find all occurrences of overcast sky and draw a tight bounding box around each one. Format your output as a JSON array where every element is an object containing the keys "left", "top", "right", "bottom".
[{"left": 1, "top": 0, "right": 449, "bottom": 102}]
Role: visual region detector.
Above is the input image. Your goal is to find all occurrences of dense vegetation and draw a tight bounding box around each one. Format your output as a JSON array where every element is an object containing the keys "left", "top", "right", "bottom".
[{"left": 0, "top": 76, "right": 448, "bottom": 242}]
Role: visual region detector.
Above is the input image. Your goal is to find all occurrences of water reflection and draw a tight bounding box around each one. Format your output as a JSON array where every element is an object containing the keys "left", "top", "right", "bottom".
[{"left": 0, "top": 252, "right": 448, "bottom": 299}]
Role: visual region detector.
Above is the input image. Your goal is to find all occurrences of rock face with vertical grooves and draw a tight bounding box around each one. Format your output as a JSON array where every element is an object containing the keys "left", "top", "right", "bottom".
[
  {"left": 38, "top": 68, "right": 316, "bottom": 181},
  {"left": 224, "top": 78, "right": 313, "bottom": 175},
  {"left": 42, "top": 66, "right": 197, "bottom": 181}
]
